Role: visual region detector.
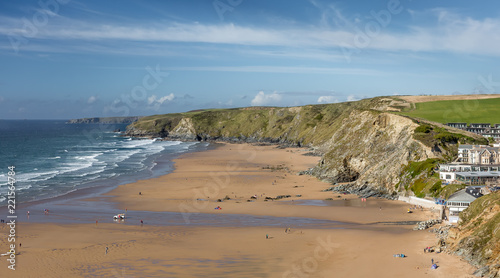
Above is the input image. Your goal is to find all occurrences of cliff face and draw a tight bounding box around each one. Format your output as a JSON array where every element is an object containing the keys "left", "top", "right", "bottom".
[
  {"left": 444, "top": 191, "right": 500, "bottom": 277},
  {"left": 311, "top": 111, "right": 438, "bottom": 194},
  {"left": 126, "top": 98, "right": 452, "bottom": 195},
  {"left": 125, "top": 97, "right": 496, "bottom": 274}
]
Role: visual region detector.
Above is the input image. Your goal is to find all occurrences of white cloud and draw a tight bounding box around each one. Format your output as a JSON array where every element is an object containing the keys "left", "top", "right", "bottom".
[
  {"left": 148, "top": 93, "right": 175, "bottom": 105},
  {"left": 215, "top": 99, "right": 234, "bottom": 107},
  {"left": 317, "top": 96, "right": 339, "bottom": 103},
  {"left": 87, "top": 96, "right": 97, "bottom": 104},
  {"left": 2, "top": 10, "right": 500, "bottom": 57},
  {"left": 347, "top": 95, "right": 359, "bottom": 102},
  {"left": 251, "top": 91, "right": 282, "bottom": 106}
]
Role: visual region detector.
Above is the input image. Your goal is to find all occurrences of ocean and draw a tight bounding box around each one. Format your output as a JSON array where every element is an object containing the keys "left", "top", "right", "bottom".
[{"left": 0, "top": 120, "right": 206, "bottom": 205}]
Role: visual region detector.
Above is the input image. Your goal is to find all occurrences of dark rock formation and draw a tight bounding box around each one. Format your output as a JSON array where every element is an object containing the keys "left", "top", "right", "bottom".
[{"left": 413, "top": 219, "right": 442, "bottom": 230}]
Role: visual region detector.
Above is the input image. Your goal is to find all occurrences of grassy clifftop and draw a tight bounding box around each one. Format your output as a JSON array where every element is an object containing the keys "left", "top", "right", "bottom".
[
  {"left": 127, "top": 97, "right": 392, "bottom": 146},
  {"left": 127, "top": 96, "right": 476, "bottom": 196},
  {"left": 127, "top": 96, "right": 499, "bottom": 274},
  {"left": 398, "top": 97, "right": 500, "bottom": 124}
]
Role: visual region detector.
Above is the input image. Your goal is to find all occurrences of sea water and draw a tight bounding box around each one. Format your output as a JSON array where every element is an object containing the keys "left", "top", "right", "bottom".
[{"left": 0, "top": 120, "right": 206, "bottom": 205}]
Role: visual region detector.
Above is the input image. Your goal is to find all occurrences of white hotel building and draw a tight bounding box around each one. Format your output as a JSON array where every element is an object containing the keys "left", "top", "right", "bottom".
[{"left": 440, "top": 145, "right": 500, "bottom": 185}]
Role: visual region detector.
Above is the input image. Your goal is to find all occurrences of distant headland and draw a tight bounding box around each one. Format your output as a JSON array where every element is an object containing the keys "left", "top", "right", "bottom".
[{"left": 66, "top": 116, "right": 143, "bottom": 124}]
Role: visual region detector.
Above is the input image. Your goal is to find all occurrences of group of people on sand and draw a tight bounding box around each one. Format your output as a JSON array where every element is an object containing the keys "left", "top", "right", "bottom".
[
  {"left": 408, "top": 205, "right": 425, "bottom": 213},
  {"left": 430, "top": 258, "right": 438, "bottom": 269},
  {"left": 424, "top": 247, "right": 439, "bottom": 269}
]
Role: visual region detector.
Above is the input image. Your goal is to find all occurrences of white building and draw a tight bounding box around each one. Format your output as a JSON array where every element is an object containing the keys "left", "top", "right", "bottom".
[
  {"left": 447, "top": 187, "right": 483, "bottom": 223},
  {"left": 457, "top": 145, "right": 500, "bottom": 164},
  {"left": 439, "top": 163, "right": 500, "bottom": 185}
]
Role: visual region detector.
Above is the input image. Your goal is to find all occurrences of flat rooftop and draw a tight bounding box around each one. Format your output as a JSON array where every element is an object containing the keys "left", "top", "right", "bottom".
[
  {"left": 456, "top": 172, "right": 500, "bottom": 178},
  {"left": 440, "top": 163, "right": 500, "bottom": 167}
]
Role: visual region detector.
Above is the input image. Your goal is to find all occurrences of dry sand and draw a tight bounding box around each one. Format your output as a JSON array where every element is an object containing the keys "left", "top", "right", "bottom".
[{"left": 0, "top": 143, "right": 476, "bottom": 277}]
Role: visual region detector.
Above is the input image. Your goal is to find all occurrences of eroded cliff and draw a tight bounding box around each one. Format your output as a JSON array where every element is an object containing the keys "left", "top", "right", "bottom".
[
  {"left": 125, "top": 96, "right": 495, "bottom": 274},
  {"left": 126, "top": 97, "right": 470, "bottom": 195},
  {"left": 311, "top": 110, "right": 438, "bottom": 195},
  {"left": 442, "top": 191, "right": 500, "bottom": 277}
]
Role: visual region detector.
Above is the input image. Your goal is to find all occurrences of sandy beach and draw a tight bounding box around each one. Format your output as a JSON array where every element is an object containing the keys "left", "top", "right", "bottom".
[{"left": 0, "top": 143, "right": 476, "bottom": 277}]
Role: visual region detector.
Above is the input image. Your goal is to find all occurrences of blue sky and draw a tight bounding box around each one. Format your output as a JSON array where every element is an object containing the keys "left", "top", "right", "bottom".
[{"left": 1, "top": 0, "right": 500, "bottom": 119}]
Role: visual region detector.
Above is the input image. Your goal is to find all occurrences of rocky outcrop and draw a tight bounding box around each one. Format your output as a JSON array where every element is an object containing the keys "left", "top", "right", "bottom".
[
  {"left": 413, "top": 219, "right": 442, "bottom": 230},
  {"left": 169, "top": 118, "right": 197, "bottom": 140},
  {"left": 124, "top": 98, "right": 467, "bottom": 195},
  {"left": 311, "top": 111, "right": 441, "bottom": 195},
  {"left": 327, "top": 183, "right": 395, "bottom": 199},
  {"left": 124, "top": 97, "right": 499, "bottom": 274}
]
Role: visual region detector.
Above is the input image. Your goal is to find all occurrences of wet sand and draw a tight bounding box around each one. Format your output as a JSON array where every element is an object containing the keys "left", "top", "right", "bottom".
[{"left": 0, "top": 143, "right": 475, "bottom": 277}]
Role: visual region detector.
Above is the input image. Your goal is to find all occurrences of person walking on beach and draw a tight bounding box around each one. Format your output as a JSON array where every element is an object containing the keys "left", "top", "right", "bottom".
[
  {"left": 105, "top": 246, "right": 108, "bottom": 255},
  {"left": 431, "top": 258, "right": 434, "bottom": 264}
]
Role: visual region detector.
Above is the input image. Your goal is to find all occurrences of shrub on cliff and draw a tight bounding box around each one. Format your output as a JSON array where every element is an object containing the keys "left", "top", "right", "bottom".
[
  {"left": 434, "top": 132, "right": 460, "bottom": 143},
  {"left": 414, "top": 124, "right": 431, "bottom": 133}
]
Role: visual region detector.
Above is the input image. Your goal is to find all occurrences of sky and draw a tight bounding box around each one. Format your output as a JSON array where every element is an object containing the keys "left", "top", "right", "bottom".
[{"left": 1, "top": 0, "right": 500, "bottom": 119}]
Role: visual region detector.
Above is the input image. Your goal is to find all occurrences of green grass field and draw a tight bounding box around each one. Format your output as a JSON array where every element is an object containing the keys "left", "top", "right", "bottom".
[{"left": 400, "top": 98, "right": 500, "bottom": 124}]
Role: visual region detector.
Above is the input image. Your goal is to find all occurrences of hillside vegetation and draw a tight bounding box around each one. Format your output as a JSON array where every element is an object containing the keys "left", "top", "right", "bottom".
[
  {"left": 126, "top": 95, "right": 500, "bottom": 275},
  {"left": 126, "top": 96, "right": 484, "bottom": 197},
  {"left": 127, "top": 98, "right": 390, "bottom": 145},
  {"left": 445, "top": 191, "right": 500, "bottom": 277},
  {"left": 398, "top": 98, "right": 500, "bottom": 124}
]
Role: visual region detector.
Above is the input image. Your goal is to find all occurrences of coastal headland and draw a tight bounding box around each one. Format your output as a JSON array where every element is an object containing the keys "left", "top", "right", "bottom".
[{"left": 0, "top": 142, "right": 475, "bottom": 277}]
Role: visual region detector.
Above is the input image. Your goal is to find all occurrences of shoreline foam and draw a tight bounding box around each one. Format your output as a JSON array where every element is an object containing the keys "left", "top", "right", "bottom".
[{"left": 0, "top": 142, "right": 476, "bottom": 277}]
